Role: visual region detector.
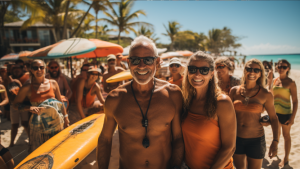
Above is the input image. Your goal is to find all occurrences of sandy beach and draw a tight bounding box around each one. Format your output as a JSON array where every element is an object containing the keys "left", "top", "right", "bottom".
[{"left": 1, "top": 68, "right": 300, "bottom": 169}]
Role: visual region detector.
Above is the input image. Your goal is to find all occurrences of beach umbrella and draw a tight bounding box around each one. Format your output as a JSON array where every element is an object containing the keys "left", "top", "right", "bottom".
[
  {"left": 75, "top": 39, "right": 123, "bottom": 59},
  {"left": 176, "top": 50, "right": 193, "bottom": 57},
  {"left": 27, "top": 41, "right": 65, "bottom": 59},
  {"left": 0, "top": 51, "right": 32, "bottom": 62},
  {"left": 160, "top": 52, "right": 183, "bottom": 60},
  {"left": 106, "top": 70, "right": 132, "bottom": 83}
]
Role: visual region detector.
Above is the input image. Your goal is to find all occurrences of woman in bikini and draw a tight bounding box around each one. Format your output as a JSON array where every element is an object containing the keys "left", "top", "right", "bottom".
[
  {"left": 13, "top": 59, "right": 69, "bottom": 152},
  {"left": 229, "top": 58, "right": 279, "bottom": 169},
  {"left": 181, "top": 51, "right": 236, "bottom": 169},
  {"left": 271, "top": 59, "right": 297, "bottom": 167},
  {"left": 215, "top": 56, "right": 240, "bottom": 95}
]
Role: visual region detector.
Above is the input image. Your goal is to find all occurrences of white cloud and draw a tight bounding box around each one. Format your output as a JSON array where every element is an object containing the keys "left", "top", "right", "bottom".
[{"left": 237, "top": 43, "right": 300, "bottom": 55}]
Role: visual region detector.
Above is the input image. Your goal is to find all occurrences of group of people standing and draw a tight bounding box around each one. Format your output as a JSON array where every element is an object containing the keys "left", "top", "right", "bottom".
[{"left": 0, "top": 35, "right": 297, "bottom": 169}]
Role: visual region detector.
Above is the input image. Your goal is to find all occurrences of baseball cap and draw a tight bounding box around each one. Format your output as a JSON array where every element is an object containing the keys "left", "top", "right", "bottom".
[
  {"left": 107, "top": 54, "right": 116, "bottom": 61},
  {"left": 169, "top": 57, "right": 182, "bottom": 66},
  {"left": 87, "top": 66, "right": 101, "bottom": 74},
  {"left": 0, "top": 65, "right": 7, "bottom": 69}
]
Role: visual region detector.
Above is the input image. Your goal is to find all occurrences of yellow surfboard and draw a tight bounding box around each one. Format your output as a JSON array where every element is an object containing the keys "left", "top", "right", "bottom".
[
  {"left": 106, "top": 70, "right": 133, "bottom": 83},
  {"left": 15, "top": 114, "right": 105, "bottom": 169},
  {"left": 0, "top": 89, "right": 5, "bottom": 93}
]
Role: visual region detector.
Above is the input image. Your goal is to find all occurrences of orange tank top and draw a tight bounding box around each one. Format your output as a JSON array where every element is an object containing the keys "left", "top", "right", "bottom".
[
  {"left": 30, "top": 82, "right": 55, "bottom": 103},
  {"left": 19, "top": 73, "right": 30, "bottom": 85},
  {"left": 82, "top": 82, "right": 96, "bottom": 108},
  {"left": 168, "top": 75, "right": 183, "bottom": 88},
  {"left": 182, "top": 112, "right": 233, "bottom": 169}
]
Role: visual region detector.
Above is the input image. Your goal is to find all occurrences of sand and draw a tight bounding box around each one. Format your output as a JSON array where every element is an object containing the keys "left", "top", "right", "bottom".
[{"left": 1, "top": 68, "right": 300, "bottom": 169}]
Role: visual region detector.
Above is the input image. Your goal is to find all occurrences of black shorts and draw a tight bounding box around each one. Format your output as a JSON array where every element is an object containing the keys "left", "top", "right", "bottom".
[
  {"left": 276, "top": 113, "right": 292, "bottom": 125},
  {"left": 235, "top": 135, "right": 266, "bottom": 159},
  {"left": 0, "top": 147, "right": 9, "bottom": 157}
]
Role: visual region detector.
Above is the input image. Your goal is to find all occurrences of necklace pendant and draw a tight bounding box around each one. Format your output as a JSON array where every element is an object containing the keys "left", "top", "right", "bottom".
[
  {"left": 142, "top": 137, "right": 150, "bottom": 148},
  {"left": 142, "top": 119, "right": 148, "bottom": 127},
  {"left": 243, "top": 96, "right": 250, "bottom": 105}
]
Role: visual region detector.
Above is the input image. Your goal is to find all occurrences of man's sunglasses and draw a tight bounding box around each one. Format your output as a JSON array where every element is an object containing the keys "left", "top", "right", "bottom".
[
  {"left": 32, "top": 66, "right": 45, "bottom": 71},
  {"left": 128, "top": 57, "right": 157, "bottom": 65},
  {"left": 216, "top": 65, "right": 226, "bottom": 69},
  {"left": 246, "top": 67, "right": 261, "bottom": 73},
  {"left": 170, "top": 64, "right": 181, "bottom": 68},
  {"left": 188, "top": 66, "right": 210, "bottom": 75},
  {"left": 50, "top": 66, "right": 58, "bottom": 69},
  {"left": 278, "top": 66, "right": 288, "bottom": 70}
]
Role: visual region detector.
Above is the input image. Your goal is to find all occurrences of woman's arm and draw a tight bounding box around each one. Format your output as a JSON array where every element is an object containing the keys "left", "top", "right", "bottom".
[
  {"left": 76, "top": 79, "right": 86, "bottom": 119},
  {"left": 95, "top": 83, "right": 105, "bottom": 104},
  {"left": 62, "top": 76, "right": 72, "bottom": 100},
  {"left": 264, "top": 91, "right": 279, "bottom": 158},
  {"left": 52, "top": 80, "right": 69, "bottom": 128},
  {"left": 0, "top": 85, "right": 9, "bottom": 107},
  {"left": 211, "top": 95, "right": 236, "bottom": 169},
  {"left": 287, "top": 81, "right": 297, "bottom": 125}
]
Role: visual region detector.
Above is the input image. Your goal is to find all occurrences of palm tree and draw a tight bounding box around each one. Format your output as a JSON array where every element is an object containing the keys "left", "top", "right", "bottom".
[
  {"left": 92, "top": 0, "right": 107, "bottom": 39},
  {"left": 95, "top": 24, "right": 116, "bottom": 36},
  {"left": 99, "top": 0, "right": 152, "bottom": 44},
  {"left": 162, "top": 21, "right": 181, "bottom": 51},
  {"left": 206, "top": 28, "right": 222, "bottom": 55},
  {"left": 134, "top": 26, "right": 159, "bottom": 43}
]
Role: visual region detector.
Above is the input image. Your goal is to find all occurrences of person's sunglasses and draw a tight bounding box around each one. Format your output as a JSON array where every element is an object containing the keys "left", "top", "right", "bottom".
[
  {"left": 128, "top": 57, "right": 157, "bottom": 65},
  {"left": 278, "top": 66, "right": 288, "bottom": 70},
  {"left": 246, "top": 67, "right": 261, "bottom": 73},
  {"left": 264, "top": 66, "right": 269, "bottom": 69},
  {"left": 216, "top": 65, "right": 226, "bottom": 69},
  {"left": 89, "top": 72, "right": 99, "bottom": 76},
  {"left": 188, "top": 66, "right": 210, "bottom": 75},
  {"left": 32, "top": 66, "right": 45, "bottom": 71},
  {"left": 170, "top": 64, "right": 181, "bottom": 68},
  {"left": 108, "top": 59, "right": 115, "bottom": 62},
  {"left": 50, "top": 66, "right": 58, "bottom": 69}
]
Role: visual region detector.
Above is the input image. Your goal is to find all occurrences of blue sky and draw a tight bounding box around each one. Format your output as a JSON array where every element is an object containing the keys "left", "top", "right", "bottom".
[{"left": 75, "top": 1, "right": 300, "bottom": 55}]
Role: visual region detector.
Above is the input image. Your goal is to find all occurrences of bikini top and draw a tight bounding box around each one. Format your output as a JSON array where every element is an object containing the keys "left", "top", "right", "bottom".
[
  {"left": 233, "top": 86, "right": 264, "bottom": 113},
  {"left": 30, "top": 81, "right": 55, "bottom": 103}
]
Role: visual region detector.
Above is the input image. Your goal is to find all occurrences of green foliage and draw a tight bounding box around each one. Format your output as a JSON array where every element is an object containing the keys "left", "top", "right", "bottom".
[
  {"left": 135, "top": 26, "right": 159, "bottom": 43},
  {"left": 162, "top": 21, "right": 181, "bottom": 51},
  {"left": 173, "top": 30, "right": 206, "bottom": 52},
  {"left": 4, "top": 9, "right": 22, "bottom": 23}
]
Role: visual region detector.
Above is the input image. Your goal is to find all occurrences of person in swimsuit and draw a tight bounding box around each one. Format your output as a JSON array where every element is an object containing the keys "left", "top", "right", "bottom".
[
  {"left": 215, "top": 56, "right": 240, "bottom": 95},
  {"left": 69, "top": 66, "right": 105, "bottom": 124},
  {"left": 168, "top": 57, "right": 183, "bottom": 88},
  {"left": 12, "top": 59, "right": 70, "bottom": 152},
  {"left": 0, "top": 66, "right": 10, "bottom": 120},
  {"left": 262, "top": 61, "right": 274, "bottom": 90},
  {"left": 0, "top": 143, "right": 14, "bottom": 169},
  {"left": 97, "top": 35, "right": 184, "bottom": 169},
  {"left": 0, "top": 84, "right": 9, "bottom": 122},
  {"left": 229, "top": 58, "right": 279, "bottom": 169},
  {"left": 270, "top": 59, "right": 297, "bottom": 167},
  {"left": 181, "top": 51, "right": 236, "bottom": 169},
  {"left": 102, "top": 54, "right": 125, "bottom": 93},
  {"left": 116, "top": 53, "right": 127, "bottom": 70},
  {"left": 46, "top": 60, "right": 72, "bottom": 108}
]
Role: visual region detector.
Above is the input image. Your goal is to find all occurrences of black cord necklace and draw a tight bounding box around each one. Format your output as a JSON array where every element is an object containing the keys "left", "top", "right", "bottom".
[{"left": 131, "top": 78, "right": 156, "bottom": 148}]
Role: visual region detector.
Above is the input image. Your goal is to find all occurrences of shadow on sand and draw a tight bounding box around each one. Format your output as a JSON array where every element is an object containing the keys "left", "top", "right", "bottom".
[
  {"left": 262, "top": 157, "right": 293, "bottom": 169},
  {"left": 8, "top": 128, "right": 29, "bottom": 166}
]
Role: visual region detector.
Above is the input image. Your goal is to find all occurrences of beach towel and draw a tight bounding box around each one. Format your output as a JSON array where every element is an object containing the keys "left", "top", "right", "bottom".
[{"left": 29, "top": 98, "right": 64, "bottom": 153}]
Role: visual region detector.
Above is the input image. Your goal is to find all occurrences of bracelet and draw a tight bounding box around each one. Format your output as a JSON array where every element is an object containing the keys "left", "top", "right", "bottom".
[
  {"left": 64, "top": 114, "right": 68, "bottom": 118},
  {"left": 273, "top": 139, "right": 279, "bottom": 143}
]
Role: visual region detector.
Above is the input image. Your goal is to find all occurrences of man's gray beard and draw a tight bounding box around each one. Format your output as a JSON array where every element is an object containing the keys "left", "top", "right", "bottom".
[
  {"left": 131, "top": 69, "right": 155, "bottom": 85},
  {"left": 49, "top": 70, "right": 60, "bottom": 78}
]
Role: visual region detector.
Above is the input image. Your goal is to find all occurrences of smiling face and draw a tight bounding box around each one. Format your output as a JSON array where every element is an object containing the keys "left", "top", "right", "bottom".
[
  {"left": 169, "top": 64, "right": 182, "bottom": 75},
  {"left": 244, "top": 63, "right": 262, "bottom": 83},
  {"left": 108, "top": 59, "right": 116, "bottom": 67},
  {"left": 216, "top": 64, "right": 229, "bottom": 78},
  {"left": 277, "top": 62, "right": 290, "bottom": 76},
  {"left": 31, "top": 61, "right": 45, "bottom": 78},
  {"left": 188, "top": 59, "right": 214, "bottom": 89},
  {"left": 12, "top": 67, "right": 23, "bottom": 79},
  {"left": 48, "top": 62, "right": 60, "bottom": 78},
  {"left": 88, "top": 71, "right": 99, "bottom": 82},
  {"left": 128, "top": 43, "right": 158, "bottom": 85}
]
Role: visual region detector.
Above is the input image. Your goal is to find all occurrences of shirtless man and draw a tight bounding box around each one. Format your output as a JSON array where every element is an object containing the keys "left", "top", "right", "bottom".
[
  {"left": 116, "top": 53, "right": 127, "bottom": 70},
  {"left": 97, "top": 36, "right": 184, "bottom": 169},
  {"left": 46, "top": 60, "right": 72, "bottom": 106},
  {"left": 102, "top": 54, "right": 125, "bottom": 93}
]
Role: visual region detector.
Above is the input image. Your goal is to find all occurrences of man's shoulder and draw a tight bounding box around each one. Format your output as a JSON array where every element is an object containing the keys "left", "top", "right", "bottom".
[
  {"left": 105, "top": 82, "right": 130, "bottom": 104},
  {"left": 155, "top": 79, "right": 182, "bottom": 97}
]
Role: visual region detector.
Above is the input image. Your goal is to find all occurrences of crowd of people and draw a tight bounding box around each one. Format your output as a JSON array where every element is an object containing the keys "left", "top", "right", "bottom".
[{"left": 0, "top": 35, "right": 298, "bottom": 169}]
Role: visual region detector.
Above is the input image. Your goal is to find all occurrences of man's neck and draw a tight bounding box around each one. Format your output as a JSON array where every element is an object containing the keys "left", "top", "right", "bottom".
[
  {"left": 132, "top": 78, "right": 155, "bottom": 95},
  {"left": 172, "top": 73, "right": 182, "bottom": 81},
  {"left": 108, "top": 66, "right": 116, "bottom": 72}
]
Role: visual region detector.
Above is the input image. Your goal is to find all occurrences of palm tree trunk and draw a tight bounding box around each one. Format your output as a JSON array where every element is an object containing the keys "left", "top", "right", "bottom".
[
  {"left": 117, "top": 30, "right": 121, "bottom": 44},
  {"left": 62, "top": 0, "right": 70, "bottom": 39},
  {"left": 95, "top": 11, "right": 98, "bottom": 39},
  {"left": 70, "top": 3, "right": 93, "bottom": 38},
  {"left": 0, "top": 2, "right": 10, "bottom": 56}
]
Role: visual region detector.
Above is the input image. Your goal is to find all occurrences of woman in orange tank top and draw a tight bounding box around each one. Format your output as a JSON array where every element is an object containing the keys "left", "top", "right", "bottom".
[
  {"left": 229, "top": 59, "right": 279, "bottom": 169},
  {"left": 181, "top": 51, "right": 236, "bottom": 169}
]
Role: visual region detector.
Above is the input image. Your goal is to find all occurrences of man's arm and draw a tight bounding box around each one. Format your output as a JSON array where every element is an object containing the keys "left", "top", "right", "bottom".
[
  {"left": 97, "top": 95, "right": 117, "bottom": 169},
  {"left": 0, "top": 85, "right": 9, "bottom": 106},
  {"left": 169, "top": 85, "right": 184, "bottom": 168},
  {"left": 102, "top": 74, "right": 110, "bottom": 93},
  {"left": 211, "top": 95, "right": 236, "bottom": 169},
  {"left": 264, "top": 91, "right": 279, "bottom": 158},
  {"left": 12, "top": 84, "right": 30, "bottom": 111},
  {"left": 76, "top": 79, "right": 86, "bottom": 119},
  {"left": 95, "top": 83, "right": 105, "bottom": 104},
  {"left": 62, "top": 76, "right": 72, "bottom": 100}
]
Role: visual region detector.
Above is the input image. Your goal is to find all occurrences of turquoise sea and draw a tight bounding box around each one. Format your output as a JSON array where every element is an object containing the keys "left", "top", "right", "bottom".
[{"left": 235, "top": 54, "right": 300, "bottom": 70}]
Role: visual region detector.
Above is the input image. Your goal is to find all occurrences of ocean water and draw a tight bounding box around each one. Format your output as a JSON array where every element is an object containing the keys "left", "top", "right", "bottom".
[{"left": 235, "top": 54, "right": 300, "bottom": 70}]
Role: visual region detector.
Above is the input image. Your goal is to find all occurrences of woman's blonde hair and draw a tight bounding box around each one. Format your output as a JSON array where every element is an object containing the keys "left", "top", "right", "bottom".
[
  {"left": 30, "top": 59, "right": 46, "bottom": 81},
  {"left": 182, "top": 51, "right": 221, "bottom": 120},
  {"left": 241, "top": 58, "right": 266, "bottom": 88},
  {"left": 215, "top": 56, "right": 234, "bottom": 74}
]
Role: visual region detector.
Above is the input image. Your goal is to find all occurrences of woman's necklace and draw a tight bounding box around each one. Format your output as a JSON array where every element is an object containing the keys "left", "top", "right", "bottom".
[{"left": 241, "top": 85, "right": 259, "bottom": 106}]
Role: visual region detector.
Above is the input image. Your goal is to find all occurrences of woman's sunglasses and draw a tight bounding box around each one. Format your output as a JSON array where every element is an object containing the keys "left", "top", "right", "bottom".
[
  {"left": 278, "top": 66, "right": 288, "bottom": 70},
  {"left": 128, "top": 57, "right": 157, "bottom": 65},
  {"left": 89, "top": 72, "right": 100, "bottom": 76},
  {"left": 188, "top": 66, "right": 210, "bottom": 75},
  {"left": 216, "top": 64, "right": 226, "bottom": 69},
  {"left": 32, "top": 66, "right": 45, "bottom": 71},
  {"left": 170, "top": 64, "right": 181, "bottom": 68},
  {"left": 246, "top": 67, "right": 261, "bottom": 73}
]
